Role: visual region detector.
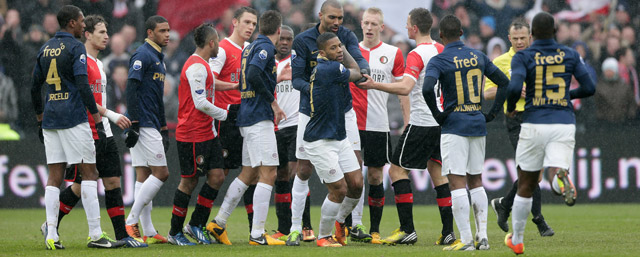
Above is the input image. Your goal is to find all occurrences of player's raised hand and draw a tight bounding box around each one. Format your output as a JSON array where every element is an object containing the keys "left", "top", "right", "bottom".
[
  {"left": 161, "top": 129, "right": 170, "bottom": 153},
  {"left": 95, "top": 121, "right": 108, "bottom": 152},
  {"left": 116, "top": 115, "right": 132, "bottom": 129},
  {"left": 271, "top": 101, "right": 286, "bottom": 125},
  {"left": 37, "top": 121, "right": 44, "bottom": 144},
  {"left": 356, "top": 74, "right": 374, "bottom": 89},
  {"left": 125, "top": 122, "right": 140, "bottom": 148}
]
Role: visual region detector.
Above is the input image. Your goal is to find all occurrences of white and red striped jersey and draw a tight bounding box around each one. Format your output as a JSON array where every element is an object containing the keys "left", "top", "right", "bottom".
[
  {"left": 86, "top": 55, "right": 113, "bottom": 139},
  {"left": 351, "top": 42, "right": 404, "bottom": 132},
  {"left": 209, "top": 38, "right": 250, "bottom": 108},
  {"left": 275, "top": 53, "right": 299, "bottom": 129},
  {"left": 404, "top": 42, "right": 444, "bottom": 127}
]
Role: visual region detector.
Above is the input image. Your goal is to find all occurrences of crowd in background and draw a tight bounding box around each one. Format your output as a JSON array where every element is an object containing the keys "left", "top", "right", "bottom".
[{"left": 1, "top": 0, "right": 639, "bottom": 140}]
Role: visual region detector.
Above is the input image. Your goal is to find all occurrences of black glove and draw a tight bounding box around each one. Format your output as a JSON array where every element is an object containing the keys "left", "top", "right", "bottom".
[
  {"left": 434, "top": 110, "right": 452, "bottom": 125},
  {"left": 354, "top": 68, "right": 370, "bottom": 84},
  {"left": 483, "top": 112, "right": 496, "bottom": 123},
  {"left": 227, "top": 104, "right": 240, "bottom": 125},
  {"left": 37, "top": 121, "right": 44, "bottom": 144},
  {"left": 125, "top": 122, "right": 140, "bottom": 148},
  {"left": 161, "top": 129, "right": 170, "bottom": 153},
  {"left": 95, "top": 122, "right": 108, "bottom": 152}
]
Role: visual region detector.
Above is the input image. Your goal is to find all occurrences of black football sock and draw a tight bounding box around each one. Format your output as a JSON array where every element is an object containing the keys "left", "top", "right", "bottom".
[
  {"left": 434, "top": 183, "right": 454, "bottom": 234},
  {"left": 302, "top": 191, "right": 312, "bottom": 229},
  {"left": 189, "top": 183, "right": 218, "bottom": 228},
  {"left": 275, "top": 180, "right": 292, "bottom": 234},
  {"left": 502, "top": 179, "right": 518, "bottom": 210},
  {"left": 393, "top": 179, "right": 415, "bottom": 233},
  {"left": 57, "top": 185, "right": 80, "bottom": 230},
  {"left": 105, "top": 187, "right": 127, "bottom": 240},
  {"left": 169, "top": 189, "right": 191, "bottom": 236},
  {"left": 344, "top": 214, "right": 353, "bottom": 227},
  {"left": 244, "top": 184, "right": 256, "bottom": 232},
  {"left": 368, "top": 183, "right": 385, "bottom": 233},
  {"left": 531, "top": 184, "right": 543, "bottom": 218}
]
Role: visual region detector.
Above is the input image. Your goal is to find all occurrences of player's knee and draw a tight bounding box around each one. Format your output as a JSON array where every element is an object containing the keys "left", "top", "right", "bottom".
[
  {"left": 367, "top": 168, "right": 383, "bottom": 185},
  {"left": 102, "top": 177, "right": 121, "bottom": 190},
  {"left": 152, "top": 167, "right": 169, "bottom": 182},
  {"left": 297, "top": 161, "right": 312, "bottom": 180},
  {"left": 71, "top": 183, "right": 81, "bottom": 196},
  {"left": 206, "top": 169, "right": 225, "bottom": 189},
  {"left": 276, "top": 167, "right": 289, "bottom": 181},
  {"left": 179, "top": 177, "right": 198, "bottom": 193}
]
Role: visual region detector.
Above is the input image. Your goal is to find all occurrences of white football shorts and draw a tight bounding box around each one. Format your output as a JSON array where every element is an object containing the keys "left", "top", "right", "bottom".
[
  {"left": 516, "top": 123, "right": 575, "bottom": 172},
  {"left": 441, "top": 133, "right": 486, "bottom": 176},
  {"left": 130, "top": 127, "right": 167, "bottom": 167},
  {"left": 304, "top": 138, "right": 360, "bottom": 184},
  {"left": 240, "top": 120, "right": 279, "bottom": 168},
  {"left": 44, "top": 122, "right": 95, "bottom": 165}
]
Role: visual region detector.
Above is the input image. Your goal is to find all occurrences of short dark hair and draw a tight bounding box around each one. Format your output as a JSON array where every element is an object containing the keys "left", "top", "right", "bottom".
[
  {"left": 145, "top": 15, "right": 168, "bottom": 32},
  {"left": 259, "top": 10, "right": 282, "bottom": 35},
  {"left": 440, "top": 15, "right": 462, "bottom": 40},
  {"left": 320, "top": 0, "right": 342, "bottom": 13},
  {"left": 57, "top": 5, "right": 82, "bottom": 29},
  {"left": 509, "top": 18, "right": 530, "bottom": 33},
  {"left": 615, "top": 47, "right": 629, "bottom": 60},
  {"left": 316, "top": 32, "right": 337, "bottom": 51},
  {"left": 281, "top": 25, "right": 294, "bottom": 35},
  {"left": 234, "top": 6, "right": 258, "bottom": 20},
  {"left": 84, "top": 15, "right": 107, "bottom": 34},
  {"left": 531, "top": 12, "right": 555, "bottom": 39},
  {"left": 194, "top": 23, "right": 217, "bottom": 48},
  {"left": 408, "top": 8, "right": 433, "bottom": 34}
]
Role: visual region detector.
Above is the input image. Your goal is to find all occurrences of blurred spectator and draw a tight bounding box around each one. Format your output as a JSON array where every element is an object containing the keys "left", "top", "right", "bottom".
[
  {"left": 102, "top": 33, "right": 131, "bottom": 76},
  {"left": 615, "top": 47, "right": 639, "bottom": 106},
  {"left": 556, "top": 21, "right": 570, "bottom": 44},
  {"left": 465, "top": 0, "right": 533, "bottom": 40},
  {"left": 42, "top": 12, "right": 58, "bottom": 38},
  {"left": 479, "top": 16, "right": 495, "bottom": 43},
  {"left": 391, "top": 34, "right": 411, "bottom": 58},
  {"left": 600, "top": 36, "right": 621, "bottom": 69},
  {"left": 107, "top": 64, "right": 129, "bottom": 115},
  {"left": 595, "top": 58, "right": 636, "bottom": 123},
  {"left": 486, "top": 36, "right": 506, "bottom": 60},
  {"left": 23, "top": 24, "right": 47, "bottom": 79},
  {"left": 620, "top": 25, "right": 635, "bottom": 48},
  {"left": 163, "top": 74, "right": 179, "bottom": 124},
  {"left": 569, "top": 22, "right": 582, "bottom": 42},
  {"left": 286, "top": 8, "right": 306, "bottom": 35},
  {"left": 464, "top": 32, "right": 484, "bottom": 51},
  {"left": 164, "top": 30, "right": 188, "bottom": 77},
  {"left": 2, "top": 9, "right": 22, "bottom": 43},
  {"left": 120, "top": 24, "right": 140, "bottom": 53},
  {"left": 0, "top": 71, "right": 19, "bottom": 140},
  {"left": 453, "top": 3, "right": 477, "bottom": 35},
  {"left": 571, "top": 41, "right": 597, "bottom": 115}
]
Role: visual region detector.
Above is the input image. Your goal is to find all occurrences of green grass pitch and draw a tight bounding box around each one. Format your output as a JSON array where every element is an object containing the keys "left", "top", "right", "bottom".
[{"left": 2, "top": 204, "right": 638, "bottom": 256}]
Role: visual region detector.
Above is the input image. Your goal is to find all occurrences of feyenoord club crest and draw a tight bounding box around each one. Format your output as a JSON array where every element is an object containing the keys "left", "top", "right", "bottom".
[
  {"left": 196, "top": 155, "right": 205, "bottom": 165},
  {"left": 379, "top": 56, "right": 388, "bottom": 64}
]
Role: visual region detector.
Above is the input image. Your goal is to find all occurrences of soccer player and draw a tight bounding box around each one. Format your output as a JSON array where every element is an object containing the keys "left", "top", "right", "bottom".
[
  {"left": 349, "top": 7, "right": 404, "bottom": 244},
  {"left": 357, "top": 8, "right": 455, "bottom": 246},
  {"left": 504, "top": 12, "right": 595, "bottom": 255},
  {"left": 210, "top": 10, "right": 287, "bottom": 246},
  {"left": 306, "top": 31, "right": 365, "bottom": 247},
  {"left": 271, "top": 25, "right": 311, "bottom": 240},
  {"left": 167, "top": 24, "right": 230, "bottom": 246},
  {"left": 287, "top": 0, "right": 371, "bottom": 246},
  {"left": 31, "top": 5, "right": 124, "bottom": 249},
  {"left": 484, "top": 18, "right": 554, "bottom": 237},
  {"left": 206, "top": 7, "right": 259, "bottom": 240},
  {"left": 123, "top": 15, "right": 171, "bottom": 244},
  {"left": 421, "top": 14, "right": 509, "bottom": 251},
  {"left": 43, "top": 14, "right": 146, "bottom": 248}
]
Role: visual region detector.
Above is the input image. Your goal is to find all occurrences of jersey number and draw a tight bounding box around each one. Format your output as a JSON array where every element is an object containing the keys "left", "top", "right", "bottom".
[
  {"left": 535, "top": 65, "right": 565, "bottom": 99},
  {"left": 454, "top": 68, "right": 481, "bottom": 104},
  {"left": 46, "top": 58, "right": 62, "bottom": 91},
  {"left": 240, "top": 58, "right": 247, "bottom": 90}
]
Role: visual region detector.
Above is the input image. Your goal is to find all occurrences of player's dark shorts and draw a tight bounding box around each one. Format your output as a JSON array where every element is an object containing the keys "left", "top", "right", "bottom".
[
  {"left": 215, "top": 119, "right": 243, "bottom": 170},
  {"left": 65, "top": 137, "right": 121, "bottom": 183},
  {"left": 390, "top": 124, "right": 442, "bottom": 169},
  {"left": 276, "top": 125, "right": 297, "bottom": 169},
  {"left": 359, "top": 130, "right": 392, "bottom": 167},
  {"left": 505, "top": 111, "right": 524, "bottom": 151},
  {"left": 177, "top": 138, "right": 224, "bottom": 178}
]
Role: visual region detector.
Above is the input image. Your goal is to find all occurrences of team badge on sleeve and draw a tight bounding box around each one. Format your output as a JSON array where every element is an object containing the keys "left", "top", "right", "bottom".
[
  {"left": 291, "top": 50, "right": 297, "bottom": 60},
  {"left": 80, "top": 54, "right": 86, "bottom": 64},
  {"left": 259, "top": 49, "right": 268, "bottom": 60},
  {"left": 339, "top": 63, "right": 346, "bottom": 73},
  {"left": 133, "top": 60, "right": 142, "bottom": 70}
]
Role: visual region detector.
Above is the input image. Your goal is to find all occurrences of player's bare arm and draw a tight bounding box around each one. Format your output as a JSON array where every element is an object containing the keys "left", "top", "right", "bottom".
[
  {"left": 341, "top": 45, "right": 363, "bottom": 82},
  {"left": 97, "top": 104, "right": 131, "bottom": 129},
  {"left": 357, "top": 75, "right": 414, "bottom": 96},
  {"left": 214, "top": 78, "right": 239, "bottom": 91}
]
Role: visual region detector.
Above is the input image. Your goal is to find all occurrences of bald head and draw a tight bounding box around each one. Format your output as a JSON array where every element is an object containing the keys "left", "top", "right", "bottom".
[
  {"left": 531, "top": 12, "right": 555, "bottom": 40},
  {"left": 321, "top": 0, "right": 342, "bottom": 13}
]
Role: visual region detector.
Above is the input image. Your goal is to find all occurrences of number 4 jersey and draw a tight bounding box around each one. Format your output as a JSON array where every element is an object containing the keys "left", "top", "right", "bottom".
[
  {"left": 425, "top": 40, "right": 500, "bottom": 137},
  {"left": 33, "top": 31, "right": 89, "bottom": 129}
]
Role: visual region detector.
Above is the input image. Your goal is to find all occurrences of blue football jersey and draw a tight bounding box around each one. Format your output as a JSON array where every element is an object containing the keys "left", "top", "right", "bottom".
[
  {"left": 303, "top": 57, "right": 351, "bottom": 142},
  {"left": 237, "top": 35, "right": 277, "bottom": 127},
  {"left": 425, "top": 41, "right": 499, "bottom": 136},
  {"left": 126, "top": 39, "right": 166, "bottom": 130},
  {"left": 33, "top": 32, "right": 89, "bottom": 129},
  {"left": 509, "top": 39, "right": 589, "bottom": 124},
  {"left": 291, "top": 24, "right": 368, "bottom": 116}
]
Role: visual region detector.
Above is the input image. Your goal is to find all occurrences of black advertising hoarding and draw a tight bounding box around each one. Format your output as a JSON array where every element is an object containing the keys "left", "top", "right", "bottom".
[{"left": 0, "top": 124, "right": 638, "bottom": 208}]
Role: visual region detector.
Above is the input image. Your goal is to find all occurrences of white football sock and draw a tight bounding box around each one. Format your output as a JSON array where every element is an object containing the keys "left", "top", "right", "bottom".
[
  {"left": 215, "top": 178, "right": 248, "bottom": 226},
  {"left": 469, "top": 186, "right": 488, "bottom": 240},
  {"left": 126, "top": 175, "right": 163, "bottom": 225},
  {"left": 81, "top": 180, "right": 102, "bottom": 240},
  {"left": 289, "top": 175, "right": 309, "bottom": 233},
  {"left": 318, "top": 196, "right": 341, "bottom": 239},
  {"left": 135, "top": 181, "right": 157, "bottom": 237},
  {"left": 250, "top": 182, "right": 272, "bottom": 238},
  {"left": 512, "top": 195, "right": 532, "bottom": 245},
  {"left": 451, "top": 188, "right": 472, "bottom": 244},
  {"left": 336, "top": 196, "right": 359, "bottom": 223},
  {"left": 45, "top": 186, "right": 60, "bottom": 241},
  {"left": 351, "top": 185, "right": 365, "bottom": 226}
]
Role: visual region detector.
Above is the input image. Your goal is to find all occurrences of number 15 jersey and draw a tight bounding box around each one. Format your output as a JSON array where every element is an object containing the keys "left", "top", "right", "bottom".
[{"left": 425, "top": 40, "right": 500, "bottom": 137}]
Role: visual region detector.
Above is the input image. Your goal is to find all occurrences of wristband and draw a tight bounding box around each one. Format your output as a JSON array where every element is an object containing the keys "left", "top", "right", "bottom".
[{"left": 104, "top": 109, "right": 122, "bottom": 123}]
